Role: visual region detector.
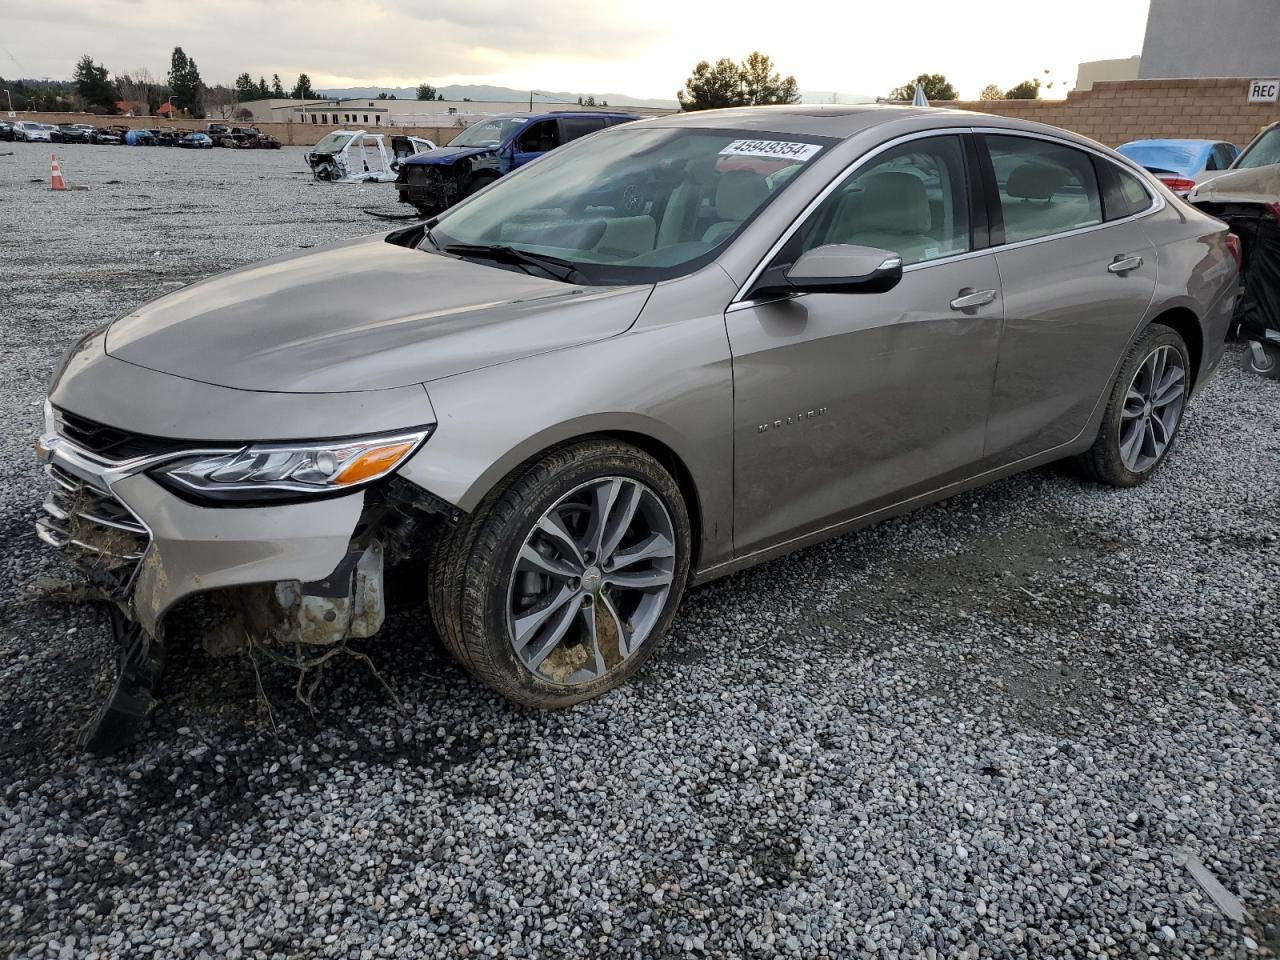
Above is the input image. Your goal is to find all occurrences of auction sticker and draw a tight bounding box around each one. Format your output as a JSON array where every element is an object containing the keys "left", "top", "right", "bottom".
[{"left": 719, "top": 139, "right": 822, "bottom": 162}]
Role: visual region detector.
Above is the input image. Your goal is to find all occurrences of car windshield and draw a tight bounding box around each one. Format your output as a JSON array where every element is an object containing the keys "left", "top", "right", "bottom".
[
  {"left": 1235, "top": 127, "right": 1280, "bottom": 169},
  {"left": 312, "top": 132, "right": 354, "bottom": 155},
  {"left": 429, "top": 126, "right": 831, "bottom": 284},
  {"left": 448, "top": 118, "right": 527, "bottom": 148},
  {"left": 1116, "top": 143, "right": 1201, "bottom": 176}
]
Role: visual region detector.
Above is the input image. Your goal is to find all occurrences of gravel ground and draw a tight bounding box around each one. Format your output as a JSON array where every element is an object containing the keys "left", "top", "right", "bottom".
[{"left": 0, "top": 143, "right": 1277, "bottom": 960}]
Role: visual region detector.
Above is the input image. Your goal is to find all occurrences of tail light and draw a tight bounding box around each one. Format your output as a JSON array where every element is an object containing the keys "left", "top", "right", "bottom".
[
  {"left": 1266, "top": 202, "right": 1280, "bottom": 224},
  {"left": 1158, "top": 175, "right": 1197, "bottom": 195},
  {"left": 1225, "top": 233, "right": 1242, "bottom": 270}
]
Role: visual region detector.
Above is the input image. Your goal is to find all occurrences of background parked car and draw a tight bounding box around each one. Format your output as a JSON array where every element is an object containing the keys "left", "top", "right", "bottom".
[
  {"left": 0, "top": 120, "right": 12, "bottom": 141},
  {"left": 395, "top": 110, "right": 640, "bottom": 215},
  {"left": 89, "top": 127, "right": 122, "bottom": 145},
  {"left": 1189, "top": 121, "right": 1280, "bottom": 376},
  {"left": 51, "top": 123, "right": 93, "bottom": 144},
  {"left": 13, "top": 121, "right": 54, "bottom": 143},
  {"left": 179, "top": 132, "right": 213, "bottom": 149},
  {"left": 124, "top": 128, "right": 156, "bottom": 146},
  {"left": 152, "top": 127, "right": 180, "bottom": 147},
  {"left": 1115, "top": 139, "right": 1239, "bottom": 196}
]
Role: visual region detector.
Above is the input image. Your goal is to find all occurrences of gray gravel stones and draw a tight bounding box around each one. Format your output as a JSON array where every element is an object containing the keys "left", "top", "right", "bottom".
[{"left": 1, "top": 143, "right": 1278, "bottom": 958}]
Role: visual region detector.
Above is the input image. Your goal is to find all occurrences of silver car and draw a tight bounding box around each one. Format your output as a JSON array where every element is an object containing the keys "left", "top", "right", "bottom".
[{"left": 40, "top": 106, "right": 1238, "bottom": 744}]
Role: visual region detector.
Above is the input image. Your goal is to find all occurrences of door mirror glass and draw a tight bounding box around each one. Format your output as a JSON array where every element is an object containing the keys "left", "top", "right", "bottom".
[{"left": 751, "top": 244, "right": 903, "bottom": 298}]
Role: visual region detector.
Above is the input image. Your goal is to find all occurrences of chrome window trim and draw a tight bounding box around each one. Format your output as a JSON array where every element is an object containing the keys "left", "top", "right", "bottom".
[{"left": 728, "top": 124, "right": 1165, "bottom": 311}]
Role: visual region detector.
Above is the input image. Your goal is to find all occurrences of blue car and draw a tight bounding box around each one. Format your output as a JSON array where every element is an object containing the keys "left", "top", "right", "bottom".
[
  {"left": 396, "top": 111, "right": 640, "bottom": 214},
  {"left": 1115, "top": 139, "right": 1240, "bottom": 196}
]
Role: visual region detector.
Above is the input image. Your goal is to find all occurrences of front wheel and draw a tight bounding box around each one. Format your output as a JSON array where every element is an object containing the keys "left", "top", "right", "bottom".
[
  {"left": 429, "top": 440, "right": 691, "bottom": 707},
  {"left": 1075, "top": 323, "right": 1190, "bottom": 487},
  {"left": 1242, "top": 342, "right": 1280, "bottom": 380}
]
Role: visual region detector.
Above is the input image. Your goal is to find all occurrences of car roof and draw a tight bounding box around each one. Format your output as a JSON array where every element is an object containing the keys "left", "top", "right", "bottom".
[
  {"left": 1118, "top": 138, "right": 1222, "bottom": 149},
  {"left": 639, "top": 103, "right": 1023, "bottom": 139}
]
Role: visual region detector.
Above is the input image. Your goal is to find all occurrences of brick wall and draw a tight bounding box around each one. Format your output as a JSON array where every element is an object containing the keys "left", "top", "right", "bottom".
[
  {"left": 7, "top": 112, "right": 459, "bottom": 147},
  {"left": 949, "top": 77, "right": 1278, "bottom": 148}
]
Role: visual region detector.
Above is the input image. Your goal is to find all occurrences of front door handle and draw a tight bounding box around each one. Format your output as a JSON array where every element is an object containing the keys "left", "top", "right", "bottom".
[
  {"left": 949, "top": 288, "right": 998, "bottom": 311},
  {"left": 1107, "top": 255, "right": 1144, "bottom": 274}
]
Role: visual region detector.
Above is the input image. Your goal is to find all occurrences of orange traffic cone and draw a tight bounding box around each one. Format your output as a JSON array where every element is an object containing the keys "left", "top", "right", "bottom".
[{"left": 50, "top": 154, "right": 66, "bottom": 191}]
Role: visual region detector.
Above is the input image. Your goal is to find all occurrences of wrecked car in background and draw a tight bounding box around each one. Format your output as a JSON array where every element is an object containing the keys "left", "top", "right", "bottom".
[
  {"left": 305, "top": 130, "right": 435, "bottom": 183},
  {"left": 1190, "top": 121, "right": 1280, "bottom": 378},
  {"left": 39, "top": 106, "right": 1238, "bottom": 752},
  {"left": 395, "top": 111, "right": 640, "bottom": 215}
]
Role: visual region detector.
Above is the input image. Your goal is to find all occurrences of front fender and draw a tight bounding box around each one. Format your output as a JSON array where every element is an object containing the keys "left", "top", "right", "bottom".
[{"left": 398, "top": 274, "right": 738, "bottom": 570}]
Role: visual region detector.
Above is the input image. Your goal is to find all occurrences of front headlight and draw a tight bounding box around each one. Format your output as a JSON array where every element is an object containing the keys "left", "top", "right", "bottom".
[{"left": 152, "top": 428, "right": 432, "bottom": 504}]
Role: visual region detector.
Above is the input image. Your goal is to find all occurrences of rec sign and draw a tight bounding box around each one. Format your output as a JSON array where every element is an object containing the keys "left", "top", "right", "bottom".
[{"left": 1247, "top": 79, "right": 1279, "bottom": 103}]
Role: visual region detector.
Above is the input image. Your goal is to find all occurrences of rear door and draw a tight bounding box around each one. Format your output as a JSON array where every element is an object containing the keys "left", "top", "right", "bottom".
[{"left": 980, "top": 132, "right": 1157, "bottom": 464}]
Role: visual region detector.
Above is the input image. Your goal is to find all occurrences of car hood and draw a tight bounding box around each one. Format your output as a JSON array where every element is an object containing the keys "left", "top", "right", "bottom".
[
  {"left": 402, "top": 146, "right": 496, "bottom": 167},
  {"left": 1188, "top": 164, "right": 1280, "bottom": 205},
  {"left": 105, "top": 234, "right": 652, "bottom": 393}
]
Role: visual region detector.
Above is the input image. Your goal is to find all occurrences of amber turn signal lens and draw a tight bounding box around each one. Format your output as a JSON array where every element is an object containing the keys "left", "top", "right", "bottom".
[{"left": 333, "top": 440, "right": 416, "bottom": 486}]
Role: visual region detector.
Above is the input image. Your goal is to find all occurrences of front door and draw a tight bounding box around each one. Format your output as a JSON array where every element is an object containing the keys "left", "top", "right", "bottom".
[
  {"left": 727, "top": 134, "right": 1004, "bottom": 555},
  {"left": 980, "top": 133, "right": 1157, "bottom": 463},
  {"left": 512, "top": 119, "right": 561, "bottom": 168}
]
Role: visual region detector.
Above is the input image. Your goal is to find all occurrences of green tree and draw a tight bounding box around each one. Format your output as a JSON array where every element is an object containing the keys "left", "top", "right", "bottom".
[
  {"left": 740, "top": 51, "right": 800, "bottom": 106},
  {"left": 271, "top": 73, "right": 285, "bottom": 97},
  {"left": 234, "top": 72, "right": 257, "bottom": 98},
  {"left": 678, "top": 58, "right": 747, "bottom": 111},
  {"left": 168, "top": 47, "right": 205, "bottom": 117},
  {"left": 257, "top": 76, "right": 270, "bottom": 99},
  {"left": 416, "top": 82, "right": 437, "bottom": 101},
  {"left": 290, "top": 73, "right": 315, "bottom": 99},
  {"left": 73, "top": 54, "right": 118, "bottom": 112},
  {"left": 979, "top": 84, "right": 1003, "bottom": 101},
  {"left": 889, "top": 73, "right": 957, "bottom": 101},
  {"left": 1004, "top": 79, "right": 1041, "bottom": 100}
]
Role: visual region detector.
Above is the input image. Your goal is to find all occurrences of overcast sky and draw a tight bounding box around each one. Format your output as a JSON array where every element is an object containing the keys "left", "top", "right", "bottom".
[{"left": 1, "top": 0, "right": 1152, "bottom": 101}]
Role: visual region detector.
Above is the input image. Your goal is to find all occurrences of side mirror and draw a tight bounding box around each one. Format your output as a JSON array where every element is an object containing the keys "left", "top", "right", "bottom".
[{"left": 750, "top": 244, "right": 904, "bottom": 298}]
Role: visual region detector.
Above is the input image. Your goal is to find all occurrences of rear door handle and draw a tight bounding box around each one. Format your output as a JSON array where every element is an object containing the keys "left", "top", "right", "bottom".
[
  {"left": 949, "top": 288, "right": 998, "bottom": 311},
  {"left": 1108, "top": 255, "right": 1144, "bottom": 274}
]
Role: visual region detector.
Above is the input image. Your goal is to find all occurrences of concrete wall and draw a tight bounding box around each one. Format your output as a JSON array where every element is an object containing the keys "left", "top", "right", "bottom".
[
  {"left": 1139, "top": 0, "right": 1280, "bottom": 79},
  {"left": 1073, "top": 57, "right": 1141, "bottom": 93},
  {"left": 7, "top": 112, "right": 459, "bottom": 147},
  {"left": 951, "top": 77, "right": 1279, "bottom": 149}
]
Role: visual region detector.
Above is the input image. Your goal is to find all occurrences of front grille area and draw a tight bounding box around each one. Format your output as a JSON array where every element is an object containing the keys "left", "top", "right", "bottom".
[
  {"left": 54, "top": 408, "right": 190, "bottom": 461},
  {"left": 36, "top": 463, "right": 150, "bottom": 594}
]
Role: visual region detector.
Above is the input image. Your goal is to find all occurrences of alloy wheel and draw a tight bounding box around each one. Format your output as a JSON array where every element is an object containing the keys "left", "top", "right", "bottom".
[
  {"left": 1119, "top": 344, "right": 1186, "bottom": 472},
  {"left": 506, "top": 476, "right": 676, "bottom": 686}
]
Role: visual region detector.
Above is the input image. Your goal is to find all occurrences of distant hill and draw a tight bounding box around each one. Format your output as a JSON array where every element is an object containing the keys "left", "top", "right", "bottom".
[
  {"left": 318, "top": 84, "right": 679, "bottom": 109},
  {"left": 316, "top": 83, "right": 876, "bottom": 108}
]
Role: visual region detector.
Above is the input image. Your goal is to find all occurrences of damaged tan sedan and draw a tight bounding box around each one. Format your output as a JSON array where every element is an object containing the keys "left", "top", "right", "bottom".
[{"left": 39, "top": 106, "right": 1238, "bottom": 749}]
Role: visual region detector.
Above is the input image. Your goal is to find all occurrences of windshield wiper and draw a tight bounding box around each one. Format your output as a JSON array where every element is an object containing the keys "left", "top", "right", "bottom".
[{"left": 443, "top": 243, "right": 583, "bottom": 284}]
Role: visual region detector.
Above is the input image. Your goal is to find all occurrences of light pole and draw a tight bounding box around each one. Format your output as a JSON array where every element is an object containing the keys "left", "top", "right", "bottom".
[
  {"left": 167, "top": 95, "right": 178, "bottom": 118},
  {"left": 3, "top": 88, "right": 12, "bottom": 117}
]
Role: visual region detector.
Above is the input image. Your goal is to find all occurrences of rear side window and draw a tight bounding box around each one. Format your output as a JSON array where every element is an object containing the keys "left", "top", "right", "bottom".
[
  {"left": 987, "top": 135, "right": 1102, "bottom": 243},
  {"left": 560, "top": 117, "right": 608, "bottom": 141},
  {"left": 1114, "top": 167, "right": 1153, "bottom": 217}
]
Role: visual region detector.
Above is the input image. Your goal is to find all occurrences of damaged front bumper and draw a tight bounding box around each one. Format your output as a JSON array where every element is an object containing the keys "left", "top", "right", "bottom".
[{"left": 35, "top": 419, "right": 415, "bottom": 748}]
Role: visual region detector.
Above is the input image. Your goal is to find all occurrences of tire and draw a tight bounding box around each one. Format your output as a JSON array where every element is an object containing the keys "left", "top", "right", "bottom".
[
  {"left": 429, "top": 440, "right": 691, "bottom": 708},
  {"left": 464, "top": 174, "right": 498, "bottom": 198},
  {"left": 1075, "top": 323, "right": 1191, "bottom": 487},
  {"left": 1242, "top": 342, "right": 1280, "bottom": 380}
]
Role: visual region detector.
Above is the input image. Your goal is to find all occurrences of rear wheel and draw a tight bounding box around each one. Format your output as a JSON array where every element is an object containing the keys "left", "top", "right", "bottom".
[
  {"left": 1242, "top": 342, "right": 1280, "bottom": 380},
  {"left": 1075, "top": 324, "right": 1190, "bottom": 487},
  {"left": 429, "top": 440, "right": 691, "bottom": 707}
]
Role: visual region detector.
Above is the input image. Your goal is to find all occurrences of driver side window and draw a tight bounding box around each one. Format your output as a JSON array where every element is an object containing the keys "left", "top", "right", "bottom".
[
  {"left": 798, "top": 135, "right": 971, "bottom": 266},
  {"left": 518, "top": 120, "right": 560, "bottom": 154}
]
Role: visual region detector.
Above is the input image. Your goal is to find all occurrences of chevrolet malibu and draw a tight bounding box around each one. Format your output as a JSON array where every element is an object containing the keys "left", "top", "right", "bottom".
[{"left": 40, "top": 106, "right": 1238, "bottom": 747}]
